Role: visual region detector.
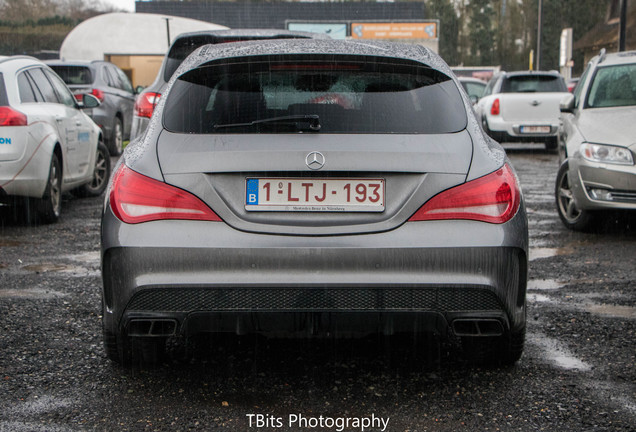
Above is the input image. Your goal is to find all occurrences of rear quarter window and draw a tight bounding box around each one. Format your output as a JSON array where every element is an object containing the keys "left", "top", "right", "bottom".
[
  {"left": 0, "top": 73, "right": 8, "bottom": 105},
  {"left": 163, "top": 55, "right": 467, "bottom": 135}
]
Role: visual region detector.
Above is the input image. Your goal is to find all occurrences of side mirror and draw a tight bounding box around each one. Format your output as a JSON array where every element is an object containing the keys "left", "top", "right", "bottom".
[
  {"left": 135, "top": 85, "right": 145, "bottom": 95},
  {"left": 560, "top": 93, "right": 575, "bottom": 113},
  {"left": 470, "top": 95, "right": 479, "bottom": 104},
  {"left": 80, "top": 93, "right": 101, "bottom": 109}
]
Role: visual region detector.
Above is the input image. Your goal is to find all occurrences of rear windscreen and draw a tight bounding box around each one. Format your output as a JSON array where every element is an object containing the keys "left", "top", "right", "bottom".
[
  {"left": 501, "top": 75, "right": 566, "bottom": 93},
  {"left": 163, "top": 55, "right": 467, "bottom": 134},
  {"left": 48, "top": 66, "right": 93, "bottom": 85}
]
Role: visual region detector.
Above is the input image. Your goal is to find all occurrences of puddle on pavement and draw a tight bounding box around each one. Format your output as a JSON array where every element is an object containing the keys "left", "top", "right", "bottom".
[
  {"left": 530, "top": 333, "right": 592, "bottom": 371},
  {"left": 529, "top": 246, "right": 574, "bottom": 261},
  {"left": 64, "top": 251, "right": 100, "bottom": 264},
  {"left": 528, "top": 279, "right": 565, "bottom": 290},
  {"left": 527, "top": 293, "right": 556, "bottom": 304},
  {"left": 586, "top": 304, "right": 636, "bottom": 320},
  {"left": 21, "top": 262, "right": 99, "bottom": 277},
  {"left": 0, "top": 288, "right": 67, "bottom": 299}
]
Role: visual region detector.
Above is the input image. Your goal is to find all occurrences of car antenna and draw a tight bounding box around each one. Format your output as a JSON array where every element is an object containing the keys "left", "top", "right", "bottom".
[{"left": 598, "top": 48, "right": 607, "bottom": 64}]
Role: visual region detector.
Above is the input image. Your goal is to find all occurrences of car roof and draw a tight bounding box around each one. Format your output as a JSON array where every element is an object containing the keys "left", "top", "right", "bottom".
[
  {"left": 45, "top": 60, "right": 107, "bottom": 67},
  {"left": 175, "top": 39, "right": 447, "bottom": 77},
  {"left": 502, "top": 70, "right": 562, "bottom": 77},
  {"left": 597, "top": 50, "right": 636, "bottom": 66},
  {"left": 172, "top": 28, "right": 331, "bottom": 42}
]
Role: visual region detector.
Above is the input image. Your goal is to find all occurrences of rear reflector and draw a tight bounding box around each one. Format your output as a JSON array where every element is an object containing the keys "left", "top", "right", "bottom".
[
  {"left": 134, "top": 92, "right": 161, "bottom": 118},
  {"left": 408, "top": 164, "right": 520, "bottom": 224},
  {"left": 109, "top": 164, "right": 221, "bottom": 224},
  {"left": 0, "top": 106, "right": 27, "bottom": 126}
]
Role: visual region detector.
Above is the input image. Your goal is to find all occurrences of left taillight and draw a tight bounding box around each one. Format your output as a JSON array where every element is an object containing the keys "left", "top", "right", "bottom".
[
  {"left": 109, "top": 164, "right": 222, "bottom": 224},
  {"left": 0, "top": 106, "right": 27, "bottom": 126},
  {"left": 408, "top": 164, "right": 521, "bottom": 224}
]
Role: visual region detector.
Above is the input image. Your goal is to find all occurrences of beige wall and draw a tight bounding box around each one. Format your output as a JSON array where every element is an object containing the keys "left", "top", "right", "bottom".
[{"left": 105, "top": 55, "right": 165, "bottom": 89}]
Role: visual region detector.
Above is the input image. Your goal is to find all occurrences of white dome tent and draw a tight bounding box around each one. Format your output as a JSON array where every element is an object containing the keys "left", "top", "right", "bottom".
[{"left": 59, "top": 12, "right": 228, "bottom": 87}]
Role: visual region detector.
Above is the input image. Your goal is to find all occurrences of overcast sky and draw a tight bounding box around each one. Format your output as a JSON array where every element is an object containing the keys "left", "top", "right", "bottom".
[{"left": 103, "top": 0, "right": 135, "bottom": 12}]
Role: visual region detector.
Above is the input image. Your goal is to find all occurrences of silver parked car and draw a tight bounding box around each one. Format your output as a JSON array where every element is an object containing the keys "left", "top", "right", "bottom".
[
  {"left": 0, "top": 56, "right": 110, "bottom": 223},
  {"left": 101, "top": 40, "right": 528, "bottom": 366},
  {"left": 556, "top": 49, "right": 636, "bottom": 231},
  {"left": 129, "top": 29, "right": 330, "bottom": 142},
  {"left": 47, "top": 60, "right": 135, "bottom": 156}
]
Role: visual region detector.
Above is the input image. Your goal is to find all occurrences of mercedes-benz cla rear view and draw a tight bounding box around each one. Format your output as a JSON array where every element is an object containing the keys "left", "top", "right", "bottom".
[{"left": 101, "top": 40, "right": 528, "bottom": 366}]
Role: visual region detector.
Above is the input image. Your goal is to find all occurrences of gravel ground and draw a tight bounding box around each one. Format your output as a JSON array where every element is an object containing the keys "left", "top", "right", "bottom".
[{"left": 0, "top": 148, "right": 634, "bottom": 431}]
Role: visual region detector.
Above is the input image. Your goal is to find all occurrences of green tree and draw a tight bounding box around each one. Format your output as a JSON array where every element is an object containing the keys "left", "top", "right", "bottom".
[
  {"left": 467, "top": 0, "right": 496, "bottom": 65},
  {"left": 427, "top": 0, "right": 460, "bottom": 65}
]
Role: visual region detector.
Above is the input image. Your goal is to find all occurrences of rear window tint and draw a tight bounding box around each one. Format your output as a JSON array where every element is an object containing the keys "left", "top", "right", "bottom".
[
  {"left": 49, "top": 66, "right": 93, "bottom": 85},
  {"left": 163, "top": 55, "right": 467, "bottom": 134},
  {"left": 501, "top": 75, "right": 566, "bottom": 93}
]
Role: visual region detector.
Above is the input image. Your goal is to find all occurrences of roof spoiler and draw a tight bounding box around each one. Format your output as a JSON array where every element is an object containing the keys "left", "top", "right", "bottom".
[{"left": 598, "top": 48, "right": 607, "bottom": 64}]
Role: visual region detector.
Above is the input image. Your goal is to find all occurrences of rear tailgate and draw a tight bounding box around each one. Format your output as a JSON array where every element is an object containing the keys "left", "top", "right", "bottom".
[
  {"left": 157, "top": 131, "right": 473, "bottom": 235},
  {"left": 500, "top": 92, "right": 569, "bottom": 123}
]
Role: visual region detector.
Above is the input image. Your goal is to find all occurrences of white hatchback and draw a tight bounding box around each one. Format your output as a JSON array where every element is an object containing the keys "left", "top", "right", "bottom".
[{"left": 0, "top": 56, "right": 110, "bottom": 223}]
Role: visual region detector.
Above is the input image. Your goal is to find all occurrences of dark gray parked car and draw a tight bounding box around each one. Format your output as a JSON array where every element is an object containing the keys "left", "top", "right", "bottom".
[
  {"left": 101, "top": 39, "right": 528, "bottom": 366},
  {"left": 47, "top": 60, "right": 135, "bottom": 156},
  {"left": 129, "top": 29, "right": 329, "bottom": 141}
]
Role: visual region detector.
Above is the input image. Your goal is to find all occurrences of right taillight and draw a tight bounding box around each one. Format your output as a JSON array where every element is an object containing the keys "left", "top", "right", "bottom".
[
  {"left": 408, "top": 164, "right": 520, "bottom": 224},
  {"left": 490, "top": 98, "right": 500, "bottom": 116},
  {"left": 134, "top": 92, "right": 161, "bottom": 118},
  {"left": 0, "top": 106, "right": 27, "bottom": 126},
  {"left": 109, "top": 164, "right": 222, "bottom": 224}
]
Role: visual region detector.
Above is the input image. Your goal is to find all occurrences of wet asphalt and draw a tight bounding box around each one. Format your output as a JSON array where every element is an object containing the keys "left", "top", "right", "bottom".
[{"left": 0, "top": 147, "right": 634, "bottom": 431}]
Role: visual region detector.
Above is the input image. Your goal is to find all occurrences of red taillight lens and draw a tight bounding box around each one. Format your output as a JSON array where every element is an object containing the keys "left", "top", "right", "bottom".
[
  {"left": 91, "top": 88, "right": 105, "bottom": 102},
  {"left": 408, "top": 164, "right": 521, "bottom": 224},
  {"left": 134, "top": 92, "right": 161, "bottom": 118},
  {"left": 0, "top": 106, "right": 27, "bottom": 126},
  {"left": 74, "top": 93, "right": 84, "bottom": 102},
  {"left": 109, "top": 165, "right": 222, "bottom": 224},
  {"left": 490, "top": 98, "right": 500, "bottom": 116}
]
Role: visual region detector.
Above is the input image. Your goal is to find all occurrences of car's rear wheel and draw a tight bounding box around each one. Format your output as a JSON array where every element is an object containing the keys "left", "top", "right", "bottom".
[
  {"left": 36, "top": 153, "right": 62, "bottom": 223},
  {"left": 555, "top": 161, "right": 594, "bottom": 231},
  {"left": 109, "top": 117, "right": 124, "bottom": 156},
  {"left": 78, "top": 140, "right": 111, "bottom": 197}
]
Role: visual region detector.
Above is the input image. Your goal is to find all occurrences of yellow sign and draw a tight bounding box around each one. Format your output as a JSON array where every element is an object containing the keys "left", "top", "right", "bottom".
[{"left": 351, "top": 22, "right": 437, "bottom": 40}]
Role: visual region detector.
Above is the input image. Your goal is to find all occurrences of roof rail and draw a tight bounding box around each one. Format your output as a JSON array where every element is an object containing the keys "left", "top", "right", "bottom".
[{"left": 598, "top": 48, "right": 607, "bottom": 64}]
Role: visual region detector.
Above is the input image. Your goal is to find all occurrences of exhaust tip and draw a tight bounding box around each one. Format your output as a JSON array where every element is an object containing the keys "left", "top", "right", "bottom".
[
  {"left": 452, "top": 319, "right": 504, "bottom": 337},
  {"left": 128, "top": 319, "right": 177, "bottom": 337}
]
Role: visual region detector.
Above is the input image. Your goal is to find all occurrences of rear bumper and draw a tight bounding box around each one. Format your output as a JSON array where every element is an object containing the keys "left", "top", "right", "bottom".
[
  {"left": 101, "top": 206, "right": 528, "bottom": 339},
  {"left": 485, "top": 116, "right": 559, "bottom": 143}
]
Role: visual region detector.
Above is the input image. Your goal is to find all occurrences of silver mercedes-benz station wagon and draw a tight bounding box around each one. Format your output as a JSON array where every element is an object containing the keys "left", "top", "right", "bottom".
[{"left": 101, "top": 40, "right": 528, "bottom": 366}]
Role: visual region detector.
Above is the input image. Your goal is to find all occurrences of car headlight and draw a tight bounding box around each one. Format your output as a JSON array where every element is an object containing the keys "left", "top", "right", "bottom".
[{"left": 580, "top": 143, "right": 634, "bottom": 165}]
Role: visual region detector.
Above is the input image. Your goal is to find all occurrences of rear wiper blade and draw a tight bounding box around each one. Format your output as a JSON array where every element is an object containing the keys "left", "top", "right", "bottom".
[{"left": 213, "top": 114, "right": 321, "bottom": 131}]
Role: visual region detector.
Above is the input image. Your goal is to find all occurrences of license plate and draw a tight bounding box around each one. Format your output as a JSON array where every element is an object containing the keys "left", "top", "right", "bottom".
[
  {"left": 520, "top": 125, "right": 550, "bottom": 134},
  {"left": 245, "top": 178, "right": 385, "bottom": 212}
]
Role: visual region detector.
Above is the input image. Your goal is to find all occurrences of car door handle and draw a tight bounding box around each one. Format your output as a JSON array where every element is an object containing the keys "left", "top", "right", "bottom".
[{"left": 75, "top": 121, "right": 82, "bottom": 126}]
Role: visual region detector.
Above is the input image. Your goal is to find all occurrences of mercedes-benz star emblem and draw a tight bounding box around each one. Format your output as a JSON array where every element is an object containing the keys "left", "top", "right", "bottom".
[{"left": 305, "top": 151, "right": 325, "bottom": 170}]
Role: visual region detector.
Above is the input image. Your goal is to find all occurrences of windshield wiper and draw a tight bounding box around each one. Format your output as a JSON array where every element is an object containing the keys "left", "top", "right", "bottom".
[{"left": 213, "top": 114, "right": 321, "bottom": 132}]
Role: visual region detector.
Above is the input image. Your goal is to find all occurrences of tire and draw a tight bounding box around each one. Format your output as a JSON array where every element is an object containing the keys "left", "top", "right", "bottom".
[
  {"left": 545, "top": 137, "right": 558, "bottom": 152},
  {"left": 108, "top": 117, "right": 124, "bottom": 156},
  {"left": 36, "top": 153, "right": 62, "bottom": 224},
  {"left": 555, "top": 161, "right": 595, "bottom": 231},
  {"left": 79, "top": 140, "right": 111, "bottom": 197}
]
